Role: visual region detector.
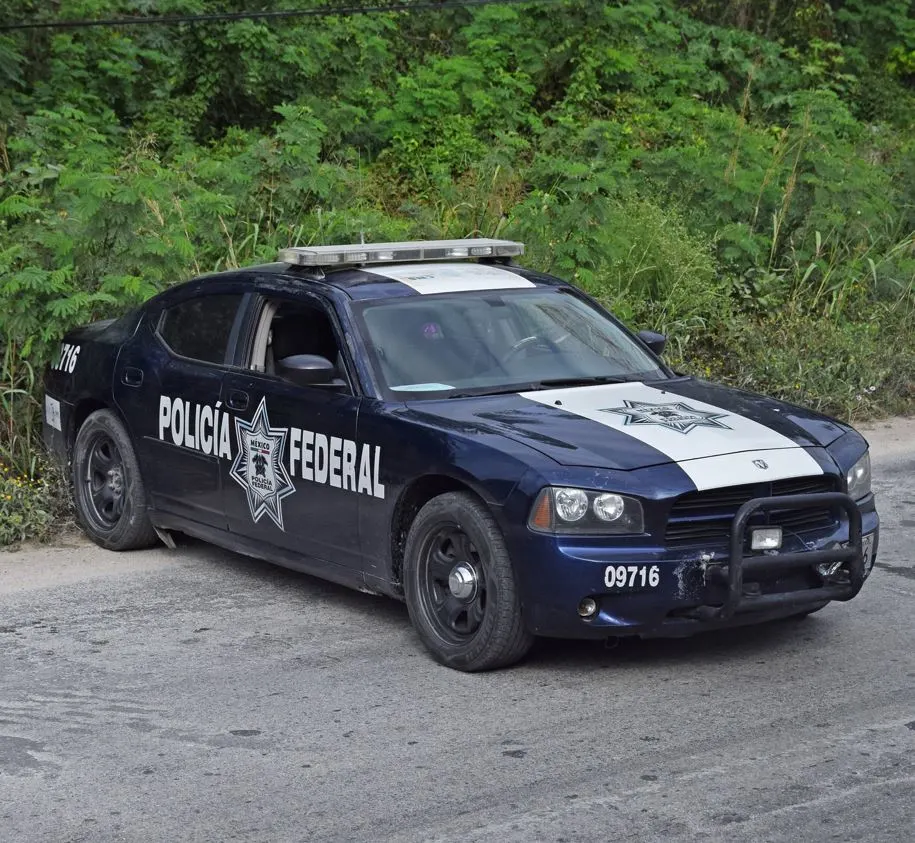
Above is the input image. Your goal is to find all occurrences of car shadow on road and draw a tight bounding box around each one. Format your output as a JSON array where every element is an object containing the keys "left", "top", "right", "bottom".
[
  {"left": 175, "top": 534, "right": 411, "bottom": 623},
  {"left": 522, "top": 615, "right": 828, "bottom": 672},
  {"left": 175, "top": 535, "right": 834, "bottom": 673}
]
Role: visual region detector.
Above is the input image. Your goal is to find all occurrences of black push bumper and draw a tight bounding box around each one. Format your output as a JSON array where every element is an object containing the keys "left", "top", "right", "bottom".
[{"left": 697, "top": 492, "right": 864, "bottom": 620}]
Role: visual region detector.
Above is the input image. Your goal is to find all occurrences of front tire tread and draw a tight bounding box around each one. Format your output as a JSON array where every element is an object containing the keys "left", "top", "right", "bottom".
[{"left": 403, "top": 491, "right": 533, "bottom": 671}]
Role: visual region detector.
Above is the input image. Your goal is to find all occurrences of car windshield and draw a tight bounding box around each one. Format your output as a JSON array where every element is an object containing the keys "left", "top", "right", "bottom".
[{"left": 355, "top": 288, "right": 669, "bottom": 399}]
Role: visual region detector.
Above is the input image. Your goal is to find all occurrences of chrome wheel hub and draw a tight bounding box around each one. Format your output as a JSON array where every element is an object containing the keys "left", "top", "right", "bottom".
[
  {"left": 421, "top": 526, "right": 487, "bottom": 641},
  {"left": 108, "top": 466, "right": 124, "bottom": 496},
  {"left": 448, "top": 563, "right": 478, "bottom": 600}
]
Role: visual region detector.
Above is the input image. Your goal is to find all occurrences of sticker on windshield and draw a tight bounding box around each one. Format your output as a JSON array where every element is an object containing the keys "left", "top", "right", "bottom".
[{"left": 390, "top": 383, "right": 455, "bottom": 392}]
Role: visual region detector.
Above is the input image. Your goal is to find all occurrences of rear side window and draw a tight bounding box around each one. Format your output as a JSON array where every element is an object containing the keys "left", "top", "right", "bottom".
[{"left": 158, "top": 294, "right": 243, "bottom": 364}]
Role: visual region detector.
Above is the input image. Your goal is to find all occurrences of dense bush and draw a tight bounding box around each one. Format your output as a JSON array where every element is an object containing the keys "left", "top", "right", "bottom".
[
  {"left": 1, "top": 0, "right": 914, "bottom": 543},
  {"left": 0, "top": 460, "right": 61, "bottom": 545}
]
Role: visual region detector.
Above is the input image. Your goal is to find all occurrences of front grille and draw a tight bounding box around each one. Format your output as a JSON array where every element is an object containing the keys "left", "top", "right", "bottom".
[
  {"left": 665, "top": 475, "right": 838, "bottom": 547},
  {"left": 772, "top": 476, "right": 835, "bottom": 496}
]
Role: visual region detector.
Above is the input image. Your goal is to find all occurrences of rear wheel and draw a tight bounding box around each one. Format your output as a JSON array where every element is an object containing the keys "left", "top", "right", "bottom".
[
  {"left": 403, "top": 492, "right": 533, "bottom": 671},
  {"left": 71, "top": 410, "right": 157, "bottom": 550}
]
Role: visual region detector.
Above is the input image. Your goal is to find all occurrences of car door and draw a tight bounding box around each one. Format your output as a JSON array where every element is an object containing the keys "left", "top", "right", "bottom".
[
  {"left": 113, "top": 283, "right": 249, "bottom": 532},
  {"left": 219, "top": 290, "right": 366, "bottom": 570}
]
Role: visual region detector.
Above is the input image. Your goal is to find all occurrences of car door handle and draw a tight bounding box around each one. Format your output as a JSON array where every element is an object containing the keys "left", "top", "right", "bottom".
[
  {"left": 226, "top": 390, "right": 249, "bottom": 411},
  {"left": 121, "top": 367, "right": 144, "bottom": 387}
]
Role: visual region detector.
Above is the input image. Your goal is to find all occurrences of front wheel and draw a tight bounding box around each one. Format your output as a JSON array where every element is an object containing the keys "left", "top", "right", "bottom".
[
  {"left": 71, "top": 409, "right": 158, "bottom": 551},
  {"left": 403, "top": 492, "right": 534, "bottom": 671}
]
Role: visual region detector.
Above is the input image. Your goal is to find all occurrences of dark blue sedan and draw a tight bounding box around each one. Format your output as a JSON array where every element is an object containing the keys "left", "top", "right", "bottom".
[{"left": 43, "top": 239, "right": 878, "bottom": 670}]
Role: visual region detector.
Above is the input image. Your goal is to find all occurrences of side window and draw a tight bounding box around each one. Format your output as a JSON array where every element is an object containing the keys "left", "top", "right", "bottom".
[
  {"left": 248, "top": 297, "right": 351, "bottom": 390},
  {"left": 268, "top": 304, "right": 341, "bottom": 367},
  {"left": 158, "top": 293, "right": 243, "bottom": 364}
]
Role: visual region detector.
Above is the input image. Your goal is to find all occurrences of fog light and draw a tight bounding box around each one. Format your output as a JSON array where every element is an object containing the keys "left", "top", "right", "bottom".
[
  {"left": 751, "top": 527, "right": 783, "bottom": 551},
  {"left": 578, "top": 598, "right": 598, "bottom": 618}
]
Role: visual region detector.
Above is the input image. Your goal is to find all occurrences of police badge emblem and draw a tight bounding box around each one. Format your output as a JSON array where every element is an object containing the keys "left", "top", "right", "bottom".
[
  {"left": 229, "top": 397, "right": 296, "bottom": 529},
  {"left": 601, "top": 399, "right": 731, "bottom": 434}
]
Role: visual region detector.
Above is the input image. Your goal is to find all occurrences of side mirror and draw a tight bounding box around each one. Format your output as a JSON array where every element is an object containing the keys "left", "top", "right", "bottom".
[
  {"left": 276, "top": 354, "right": 338, "bottom": 387},
  {"left": 637, "top": 330, "right": 667, "bottom": 356}
]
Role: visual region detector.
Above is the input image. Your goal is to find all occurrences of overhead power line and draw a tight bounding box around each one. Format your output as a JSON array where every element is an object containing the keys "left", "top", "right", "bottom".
[{"left": 0, "top": 0, "right": 563, "bottom": 32}]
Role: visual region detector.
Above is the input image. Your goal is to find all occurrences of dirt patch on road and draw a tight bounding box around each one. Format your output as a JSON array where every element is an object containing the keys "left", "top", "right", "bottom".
[
  {"left": 0, "top": 536, "right": 182, "bottom": 595},
  {"left": 859, "top": 416, "right": 915, "bottom": 465}
]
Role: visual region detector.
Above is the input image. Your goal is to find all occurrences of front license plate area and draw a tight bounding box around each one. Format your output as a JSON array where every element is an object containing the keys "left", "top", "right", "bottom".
[
  {"left": 604, "top": 563, "right": 661, "bottom": 592},
  {"left": 839, "top": 532, "right": 875, "bottom": 575},
  {"left": 861, "top": 533, "right": 875, "bottom": 575}
]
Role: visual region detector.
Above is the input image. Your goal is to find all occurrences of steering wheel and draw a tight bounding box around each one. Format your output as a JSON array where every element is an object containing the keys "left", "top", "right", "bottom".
[{"left": 504, "top": 335, "right": 555, "bottom": 364}]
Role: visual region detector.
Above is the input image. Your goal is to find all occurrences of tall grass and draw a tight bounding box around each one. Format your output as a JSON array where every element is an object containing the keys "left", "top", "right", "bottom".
[{"left": 0, "top": 342, "right": 39, "bottom": 478}]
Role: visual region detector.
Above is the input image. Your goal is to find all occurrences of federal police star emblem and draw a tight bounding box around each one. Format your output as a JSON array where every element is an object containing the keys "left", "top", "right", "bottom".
[
  {"left": 229, "top": 398, "right": 296, "bottom": 529},
  {"left": 601, "top": 399, "right": 731, "bottom": 434}
]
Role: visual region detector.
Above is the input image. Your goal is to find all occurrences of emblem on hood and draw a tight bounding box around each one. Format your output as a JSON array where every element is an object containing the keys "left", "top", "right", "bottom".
[
  {"left": 601, "top": 400, "right": 731, "bottom": 435},
  {"left": 753, "top": 459, "right": 769, "bottom": 469},
  {"left": 230, "top": 397, "right": 296, "bottom": 529}
]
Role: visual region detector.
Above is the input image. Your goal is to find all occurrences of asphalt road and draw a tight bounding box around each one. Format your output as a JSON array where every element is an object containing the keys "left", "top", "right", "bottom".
[{"left": 2, "top": 420, "right": 914, "bottom": 843}]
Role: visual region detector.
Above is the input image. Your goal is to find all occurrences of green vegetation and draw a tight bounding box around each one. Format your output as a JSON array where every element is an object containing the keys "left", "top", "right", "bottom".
[
  {"left": 2, "top": 0, "right": 914, "bottom": 543},
  {"left": 0, "top": 461, "right": 59, "bottom": 545}
]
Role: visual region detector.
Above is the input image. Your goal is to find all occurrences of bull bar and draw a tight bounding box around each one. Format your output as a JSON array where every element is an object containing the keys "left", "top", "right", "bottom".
[{"left": 701, "top": 492, "right": 864, "bottom": 620}]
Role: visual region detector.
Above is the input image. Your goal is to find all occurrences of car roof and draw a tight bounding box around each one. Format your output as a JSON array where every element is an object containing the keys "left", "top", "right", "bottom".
[{"left": 242, "top": 261, "right": 568, "bottom": 302}]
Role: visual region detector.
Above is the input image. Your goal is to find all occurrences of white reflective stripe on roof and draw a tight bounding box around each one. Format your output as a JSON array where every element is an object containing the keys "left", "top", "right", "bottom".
[{"left": 370, "top": 262, "right": 536, "bottom": 295}]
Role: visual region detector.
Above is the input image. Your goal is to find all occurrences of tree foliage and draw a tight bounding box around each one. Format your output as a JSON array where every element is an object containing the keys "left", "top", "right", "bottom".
[{"left": 1, "top": 0, "right": 915, "bottom": 480}]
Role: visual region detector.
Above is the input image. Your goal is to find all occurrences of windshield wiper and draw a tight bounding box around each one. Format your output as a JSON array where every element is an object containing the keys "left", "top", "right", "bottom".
[
  {"left": 528, "top": 375, "right": 636, "bottom": 389},
  {"left": 446, "top": 385, "right": 535, "bottom": 399},
  {"left": 445, "top": 375, "right": 635, "bottom": 399}
]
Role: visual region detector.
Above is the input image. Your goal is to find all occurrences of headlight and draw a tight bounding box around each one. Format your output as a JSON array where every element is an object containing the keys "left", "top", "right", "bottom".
[
  {"left": 528, "top": 487, "right": 644, "bottom": 534},
  {"left": 554, "top": 487, "right": 588, "bottom": 522},
  {"left": 846, "top": 452, "right": 871, "bottom": 500}
]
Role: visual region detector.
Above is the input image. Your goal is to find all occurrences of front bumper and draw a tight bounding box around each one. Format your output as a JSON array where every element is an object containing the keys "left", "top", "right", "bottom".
[{"left": 510, "top": 492, "right": 878, "bottom": 639}]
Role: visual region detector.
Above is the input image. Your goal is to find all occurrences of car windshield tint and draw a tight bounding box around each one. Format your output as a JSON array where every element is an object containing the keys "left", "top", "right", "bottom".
[{"left": 357, "top": 289, "right": 668, "bottom": 398}]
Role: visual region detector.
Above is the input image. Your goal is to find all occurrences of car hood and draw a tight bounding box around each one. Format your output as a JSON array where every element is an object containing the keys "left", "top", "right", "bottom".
[{"left": 408, "top": 379, "right": 849, "bottom": 490}]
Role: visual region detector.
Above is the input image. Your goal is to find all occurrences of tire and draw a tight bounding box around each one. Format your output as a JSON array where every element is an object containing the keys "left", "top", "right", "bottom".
[
  {"left": 403, "top": 492, "right": 534, "bottom": 671},
  {"left": 71, "top": 409, "right": 158, "bottom": 551}
]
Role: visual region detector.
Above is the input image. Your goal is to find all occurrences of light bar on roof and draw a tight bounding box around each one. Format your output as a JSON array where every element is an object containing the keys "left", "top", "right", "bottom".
[{"left": 278, "top": 238, "right": 524, "bottom": 267}]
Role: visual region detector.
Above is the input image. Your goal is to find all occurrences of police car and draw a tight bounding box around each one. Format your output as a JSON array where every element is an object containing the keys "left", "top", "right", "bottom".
[{"left": 43, "top": 238, "right": 878, "bottom": 671}]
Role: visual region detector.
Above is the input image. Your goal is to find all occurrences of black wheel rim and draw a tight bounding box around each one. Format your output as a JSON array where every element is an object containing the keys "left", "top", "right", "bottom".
[
  {"left": 82, "top": 433, "right": 127, "bottom": 529},
  {"left": 418, "top": 525, "right": 487, "bottom": 645}
]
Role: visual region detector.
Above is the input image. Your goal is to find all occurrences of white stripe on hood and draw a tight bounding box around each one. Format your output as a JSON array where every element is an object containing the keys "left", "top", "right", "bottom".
[{"left": 519, "top": 382, "right": 823, "bottom": 491}]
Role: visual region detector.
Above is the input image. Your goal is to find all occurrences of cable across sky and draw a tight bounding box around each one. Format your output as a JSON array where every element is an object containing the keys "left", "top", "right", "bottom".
[{"left": 0, "top": 0, "right": 565, "bottom": 32}]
